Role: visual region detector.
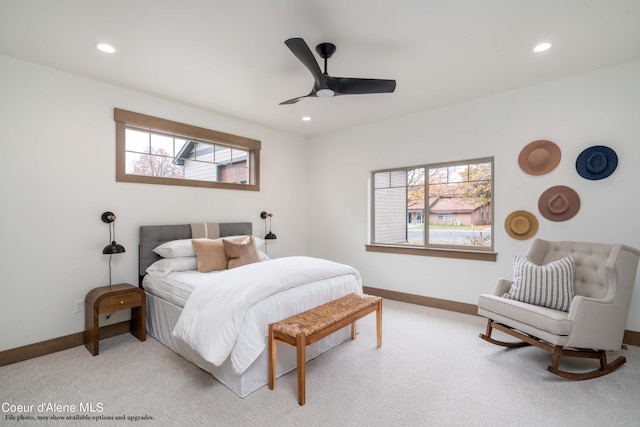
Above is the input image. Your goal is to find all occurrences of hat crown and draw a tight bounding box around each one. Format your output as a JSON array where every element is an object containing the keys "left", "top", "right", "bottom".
[
  {"left": 528, "top": 148, "right": 550, "bottom": 168},
  {"left": 510, "top": 216, "right": 530, "bottom": 235},
  {"left": 548, "top": 194, "right": 570, "bottom": 214},
  {"left": 586, "top": 152, "right": 607, "bottom": 173}
]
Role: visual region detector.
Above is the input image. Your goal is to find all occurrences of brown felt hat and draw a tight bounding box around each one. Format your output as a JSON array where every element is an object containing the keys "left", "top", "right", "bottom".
[
  {"left": 538, "top": 185, "right": 580, "bottom": 222},
  {"left": 504, "top": 210, "right": 539, "bottom": 240},
  {"left": 518, "top": 140, "right": 561, "bottom": 175}
]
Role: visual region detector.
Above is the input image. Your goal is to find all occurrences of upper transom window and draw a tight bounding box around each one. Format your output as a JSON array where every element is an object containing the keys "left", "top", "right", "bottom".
[{"left": 114, "top": 108, "right": 260, "bottom": 191}]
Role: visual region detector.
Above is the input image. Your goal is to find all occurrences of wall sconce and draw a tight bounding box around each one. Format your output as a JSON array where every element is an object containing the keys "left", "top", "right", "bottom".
[
  {"left": 260, "top": 211, "right": 277, "bottom": 240},
  {"left": 101, "top": 211, "right": 125, "bottom": 287}
]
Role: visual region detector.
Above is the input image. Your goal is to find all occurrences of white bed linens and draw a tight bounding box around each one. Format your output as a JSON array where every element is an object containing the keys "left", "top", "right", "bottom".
[
  {"left": 142, "top": 269, "right": 216, "bottom": 307},
  {"left": 172, "top": 256, "right": 362, "bottom": 372}
]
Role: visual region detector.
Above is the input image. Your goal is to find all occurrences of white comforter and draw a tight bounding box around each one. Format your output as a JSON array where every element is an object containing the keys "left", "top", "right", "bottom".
[{"left": 172, "top": 256, "right": 362, "bottom": 372}]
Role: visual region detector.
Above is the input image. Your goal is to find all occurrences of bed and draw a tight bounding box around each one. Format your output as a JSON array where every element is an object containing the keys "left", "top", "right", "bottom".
[{"left": 139, "top": 221, "right": 363, "bottom": 398}]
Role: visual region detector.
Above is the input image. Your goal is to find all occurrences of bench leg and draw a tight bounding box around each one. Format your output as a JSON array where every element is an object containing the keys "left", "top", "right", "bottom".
[
  {"left": 351, "top": 321, "right": 357, "bottom": 340},
  {"left": 376, "top": 299, "right": 382, "bottom": 348},
  {"left": 296, "top": 334, "right": 306, "bottom": 406},
  {"left": 268, "top": 324, "right": 276, "bottom": 390}
]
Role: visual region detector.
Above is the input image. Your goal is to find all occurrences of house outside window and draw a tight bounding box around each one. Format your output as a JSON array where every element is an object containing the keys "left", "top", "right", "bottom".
[{"left": 371, "top": 157, "right": 493, "bottom": 253}]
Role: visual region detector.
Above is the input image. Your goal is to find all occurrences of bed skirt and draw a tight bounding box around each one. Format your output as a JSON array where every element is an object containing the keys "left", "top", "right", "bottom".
[{"left": 145, "top": 291, "right": 352, "bottom": 398}]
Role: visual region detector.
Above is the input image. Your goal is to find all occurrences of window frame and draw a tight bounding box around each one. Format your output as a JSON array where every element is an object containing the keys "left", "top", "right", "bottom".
[
  {"left": 114, "top": 108, "right": 260, "bottom": 191},
  {"left": 367, "top": 157, "right": 496, "bottom": 262}
]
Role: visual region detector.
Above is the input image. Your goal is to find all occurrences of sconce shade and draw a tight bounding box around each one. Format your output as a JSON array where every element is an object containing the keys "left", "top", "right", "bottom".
[
  {"left": 103, "top": 241, "right": 126, "bottom": 254},
  {"left": 265, "top": 232, "right": 277, "bottom": 240}
]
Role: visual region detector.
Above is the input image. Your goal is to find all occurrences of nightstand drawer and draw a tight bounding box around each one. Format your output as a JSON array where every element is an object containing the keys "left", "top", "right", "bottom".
[{"left": 99, "top": 292, "right": 142, "bottom": 313}]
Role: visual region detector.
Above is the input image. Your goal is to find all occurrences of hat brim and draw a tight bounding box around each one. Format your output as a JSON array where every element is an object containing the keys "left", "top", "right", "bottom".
[
  {"left": 504, "top": 210, "right": 539, "bottom": 240},
  {"left": 518, "top": 140, "right": 561, "bottom": 175},
  {"left": 538, "top": 186, "right": 581, "bottom": 222},
  {"left": 576, "top": 145, "right": 618, "bottom": 180}
]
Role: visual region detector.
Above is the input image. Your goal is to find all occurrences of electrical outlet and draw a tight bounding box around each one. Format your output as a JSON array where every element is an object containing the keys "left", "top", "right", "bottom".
[{"left": 75, "top": 299, "right": 84, "bottom": 313}]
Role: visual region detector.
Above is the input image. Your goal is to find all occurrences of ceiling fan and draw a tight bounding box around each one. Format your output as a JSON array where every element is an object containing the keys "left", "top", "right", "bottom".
[{"left": 280, "top": 37, "right": 396, "bottom": 105}]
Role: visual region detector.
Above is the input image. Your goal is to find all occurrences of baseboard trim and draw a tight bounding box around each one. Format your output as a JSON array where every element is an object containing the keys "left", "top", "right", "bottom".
[
  {"left": 0, "top": 321, "right": 132, "bottom": 367},
  {"left": 363, "top": 286, "right": 478, "bottom": 316},
  {"left": 362, "top": 286, "right": 640, "bottom": 347},
  {"left": 623, "top": 330, "right": 640, "bottom": 347}
]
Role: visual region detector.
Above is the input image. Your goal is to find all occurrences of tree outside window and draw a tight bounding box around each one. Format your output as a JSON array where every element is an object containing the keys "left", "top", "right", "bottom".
[{"left": 372, "top": 158, "right": 493, "bottom": 251}]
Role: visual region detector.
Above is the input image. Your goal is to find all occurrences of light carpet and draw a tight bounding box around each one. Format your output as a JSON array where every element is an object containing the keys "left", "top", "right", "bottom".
[{"left": 1, "top": 299, "right": 639, "bottom": 426}]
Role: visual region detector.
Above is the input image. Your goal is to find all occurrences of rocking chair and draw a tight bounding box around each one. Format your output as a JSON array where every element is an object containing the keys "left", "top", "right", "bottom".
[{"left": 478, "top": 239, "right": 640, "bottom": 380}]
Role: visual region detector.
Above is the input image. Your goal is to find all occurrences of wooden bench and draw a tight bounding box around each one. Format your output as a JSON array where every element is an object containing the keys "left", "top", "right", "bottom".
[{"left": 268, "top": 293, "right": 382, "bottom": 405}]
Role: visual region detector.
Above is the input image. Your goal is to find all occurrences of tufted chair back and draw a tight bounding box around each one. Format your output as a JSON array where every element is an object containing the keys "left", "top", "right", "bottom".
[{"left": 526, "top": 239, "right": 613, "bottom": 299}]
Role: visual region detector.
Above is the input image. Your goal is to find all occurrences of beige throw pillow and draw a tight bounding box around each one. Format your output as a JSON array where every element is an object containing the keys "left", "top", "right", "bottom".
[
  {"left": 223, "top": 235, "right": 261, "bottom": 269},
  {"left": 191, "top": 239, "right": 228, "bottom": 272}
]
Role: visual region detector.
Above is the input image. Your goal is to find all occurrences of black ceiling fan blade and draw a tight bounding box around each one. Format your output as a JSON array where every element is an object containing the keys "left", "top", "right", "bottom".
[
  {"left": 279, "top": 91, "right": 317, "bottom": 105},
  {"left": 280, "top": 38, "right": 396, "bottom": 105},
  {"left": 329, "top": 77, "right": 396, "bottom": 95},
  {"left": 284, "top": 38, "right": 325, "bottom": 86},
  {"left": 279, "top": 97, "right": 302, "bottom": 105}
]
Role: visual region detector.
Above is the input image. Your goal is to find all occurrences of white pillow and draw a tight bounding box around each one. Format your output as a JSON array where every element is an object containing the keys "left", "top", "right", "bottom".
[
  {"left": 502, "top": 255, "right": 575, "bottom": 312},
  {"left": 146, "top": 256, "right": 197, "bottom": 277},
  {"left": 153, "top": 239, "right": 200, "bottom": 258}
]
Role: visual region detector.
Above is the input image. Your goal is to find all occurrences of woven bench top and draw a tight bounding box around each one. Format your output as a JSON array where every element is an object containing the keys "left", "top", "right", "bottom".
[{"left": 271, "top": 293, "right": 381, "bottom": 337}]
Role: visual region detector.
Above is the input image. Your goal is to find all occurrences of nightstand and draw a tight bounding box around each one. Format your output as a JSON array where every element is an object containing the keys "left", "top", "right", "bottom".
[{"left": 84, "top": 283, "right": 146, "bottom": 355}]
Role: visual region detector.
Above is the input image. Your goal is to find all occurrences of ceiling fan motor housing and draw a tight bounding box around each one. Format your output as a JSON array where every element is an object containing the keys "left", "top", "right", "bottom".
[{"left": 316, "top": 42, "right": 336, "bottom": 59}]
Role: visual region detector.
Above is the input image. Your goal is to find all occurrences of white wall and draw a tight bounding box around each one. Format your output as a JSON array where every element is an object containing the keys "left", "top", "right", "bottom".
[
  {"left": 3, "top": 54, "right": 640, "bottom": 353},
  {"left": 0, "top": 55, "right": 309, "bottom": 352},
  {"left": 307, "top": 60, "right": 640, "bottom": 330}
]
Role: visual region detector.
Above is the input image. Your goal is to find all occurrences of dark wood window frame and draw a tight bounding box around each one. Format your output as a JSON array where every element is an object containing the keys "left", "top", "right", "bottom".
[{"left": 114, "top": 108, "right": 261, "bottom": 191}]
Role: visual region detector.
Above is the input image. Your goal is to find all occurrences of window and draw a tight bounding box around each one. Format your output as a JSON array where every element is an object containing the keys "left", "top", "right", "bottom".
[
  {"left": 369, "top": 157, "right": 494, "bottom": 260},
  {"left": 114, "top": 108, "right": 260, "bottom": 191}
]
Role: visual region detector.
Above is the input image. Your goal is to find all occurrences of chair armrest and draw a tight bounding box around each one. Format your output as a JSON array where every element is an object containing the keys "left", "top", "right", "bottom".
[
  {"left": 567, "top": 295, "right": 626, "bottom": 350},
  {"left": 494, "top": 279, "right": 513, "bottom": 296}
]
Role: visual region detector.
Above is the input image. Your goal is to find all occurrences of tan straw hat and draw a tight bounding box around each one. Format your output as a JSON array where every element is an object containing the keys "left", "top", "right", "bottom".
[
  {"left": 518, "top": 140, "right": 561, "bottom": 175},
  {"left": 504, "top": 210, "right": 539, "bottom": 240},
  {"left": 538, "top": 185, "right": 581, "bottom": 222}
]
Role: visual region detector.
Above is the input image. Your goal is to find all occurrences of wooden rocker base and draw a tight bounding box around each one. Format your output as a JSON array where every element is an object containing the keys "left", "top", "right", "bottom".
[{"left": 480, "top": 320, "right": 626, "bottom": 380}]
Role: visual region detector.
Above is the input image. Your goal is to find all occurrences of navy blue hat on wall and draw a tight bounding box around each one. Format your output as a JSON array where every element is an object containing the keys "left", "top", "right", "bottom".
[{"left": 576, "top": 145, "right": 618, "bottom": 180}]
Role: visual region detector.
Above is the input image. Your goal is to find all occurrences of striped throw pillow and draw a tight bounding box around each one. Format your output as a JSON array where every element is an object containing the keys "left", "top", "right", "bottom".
[{"left": 502, "top": 255, "right": 575, "bottom": 312}]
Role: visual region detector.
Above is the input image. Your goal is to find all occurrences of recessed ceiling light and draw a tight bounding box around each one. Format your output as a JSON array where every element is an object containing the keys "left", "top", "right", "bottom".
[
  {"left": 96, "top": 43, "right": 117, "bottom": 54},
  {"left": 302, "top": 116, "right": 311, "bottom": 121},
  {"left": 533, "top": 42, "right": 552, "bottom": 53}
]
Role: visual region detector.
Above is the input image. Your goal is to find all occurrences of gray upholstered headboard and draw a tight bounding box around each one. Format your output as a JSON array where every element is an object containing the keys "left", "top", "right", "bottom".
[{"left": 138, "top": 222, "right": 252, "bottom": 287}]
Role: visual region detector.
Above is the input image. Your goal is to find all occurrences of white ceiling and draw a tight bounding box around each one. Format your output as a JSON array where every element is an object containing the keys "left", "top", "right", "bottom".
[{"left": 2, "top": 0, "right": 640, "bottom": 138}]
